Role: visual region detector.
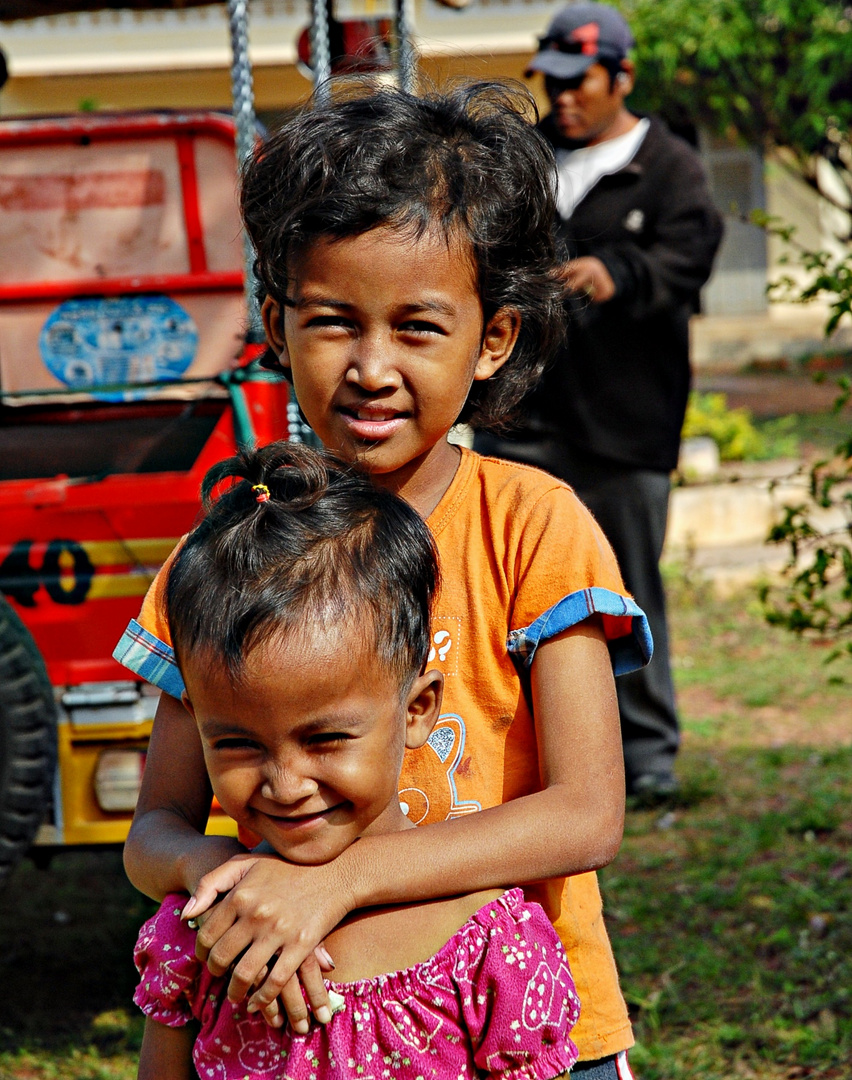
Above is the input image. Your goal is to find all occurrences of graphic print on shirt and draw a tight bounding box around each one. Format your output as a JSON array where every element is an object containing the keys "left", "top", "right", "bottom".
[
  {"left": 426, "top": 615, "right": 460, "bottom": 675},
  {"left": 521, "top": 959, "right": 577, "bottom": 1032},
  {"left": 234, "top": 1011, "right": 282, "bottom": 1074},
  {"left": 399, "top": 714, "right": 481, "bottom": 825},
  {"left": 623, "top": 208, "right": 645, "bottom": 233},
  {"left": 193, "top": 1044, "right": 229, "bottom": 1080},
  {"left": 385, "top": 998, "right": 445, "bottom": 1053}
]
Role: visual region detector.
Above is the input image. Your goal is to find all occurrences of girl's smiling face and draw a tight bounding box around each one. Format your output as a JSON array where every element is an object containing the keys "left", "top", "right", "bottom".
[
  {"left": 182, "top": 625, "right": 442, "bottom": 866},
  {"left": 262, "top": 226, "right": 519, "bottom": 515}
]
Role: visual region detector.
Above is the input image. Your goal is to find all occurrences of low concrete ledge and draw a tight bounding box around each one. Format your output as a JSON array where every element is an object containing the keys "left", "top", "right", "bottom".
[{"left": 664, "top": 466, "right": 852, "bottom": 593}]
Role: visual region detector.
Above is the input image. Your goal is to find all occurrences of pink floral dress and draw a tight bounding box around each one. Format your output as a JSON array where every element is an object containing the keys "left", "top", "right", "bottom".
[{"left": 134, "top": 887, "right": 580, "bottom": 1079}]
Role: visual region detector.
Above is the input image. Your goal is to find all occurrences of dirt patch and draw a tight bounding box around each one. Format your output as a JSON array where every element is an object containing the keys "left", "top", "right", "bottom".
[{"left": 678, "top": 684, "right": 852, "bottom": 747}]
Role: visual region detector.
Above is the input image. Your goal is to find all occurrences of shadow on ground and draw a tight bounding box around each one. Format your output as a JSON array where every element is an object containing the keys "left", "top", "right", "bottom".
[{"left": 0, "top": 850, "right": 156, "bottom": 1063}]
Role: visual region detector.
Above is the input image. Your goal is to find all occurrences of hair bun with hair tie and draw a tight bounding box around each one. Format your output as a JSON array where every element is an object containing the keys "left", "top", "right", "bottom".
[{"left": 251, "top": 483, "right": 271, "bottom": 504}]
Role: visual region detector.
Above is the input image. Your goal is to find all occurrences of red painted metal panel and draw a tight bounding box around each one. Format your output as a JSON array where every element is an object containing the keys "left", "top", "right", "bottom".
[
  {"left": 0, "top": 271, "right": 243, "bottom": 304},
  {"left": 176, "top": 133, "right": 208, "bottom": 275}
]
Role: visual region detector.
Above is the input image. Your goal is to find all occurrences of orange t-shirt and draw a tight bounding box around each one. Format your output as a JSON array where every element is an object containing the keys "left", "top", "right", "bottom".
[{"left": 114, "top": 447, "right": 651, "bottom": 1061}]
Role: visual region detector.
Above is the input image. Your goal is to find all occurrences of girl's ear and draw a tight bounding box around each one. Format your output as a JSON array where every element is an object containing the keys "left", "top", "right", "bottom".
[
  {"left": 404, "top": 669, "right": 444, "bottom": 749},
  {"left": 261, "top": 297, "right": 291, "bottom": 371},
  {"left": 180, "top": 691, "right": 196, "bottom": 720},
  {"left": 473, "top": 307, "right": 521, "bottom": 383}
]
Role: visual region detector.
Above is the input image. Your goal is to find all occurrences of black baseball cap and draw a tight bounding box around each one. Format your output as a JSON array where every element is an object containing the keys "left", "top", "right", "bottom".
[{"left": 526, "top": 3, "right": 634, "bottom": 80}]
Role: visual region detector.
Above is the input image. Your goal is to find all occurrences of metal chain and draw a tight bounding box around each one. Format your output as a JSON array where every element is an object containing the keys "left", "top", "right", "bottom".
[
  {"left": 310, "top": 0, "right": 332, "bottom": 103},
  {"left": 227, "top": 0, "right": 262, "bottom": 342},
  {"left": 395, "top": 0, "right": 416, "bottom": 93}
]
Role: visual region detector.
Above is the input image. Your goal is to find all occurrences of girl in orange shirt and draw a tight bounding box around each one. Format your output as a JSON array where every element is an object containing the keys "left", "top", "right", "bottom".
[{"left": 117, "top": 80, "right": 649, "bottom": 1078}]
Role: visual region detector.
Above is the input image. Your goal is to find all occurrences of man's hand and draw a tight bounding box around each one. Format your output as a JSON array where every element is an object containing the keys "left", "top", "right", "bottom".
[
  {"left": 182, "top": 851, "right": 354, "bottom": 1032},
  {"left": 559, "top": 256, "right": 616, "bottom": 303}
]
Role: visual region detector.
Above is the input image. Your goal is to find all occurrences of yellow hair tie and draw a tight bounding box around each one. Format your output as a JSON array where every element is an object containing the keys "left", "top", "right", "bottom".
[{"left": 251, "top": 483, "right": 271, "bottom": 504}]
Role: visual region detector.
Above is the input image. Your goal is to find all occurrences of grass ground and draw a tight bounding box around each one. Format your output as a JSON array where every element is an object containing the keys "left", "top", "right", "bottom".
[
  {"left": 0, "top": 574, "right": 849, "bottom": 1079},
  {"left": 602, "top": 571, "right": 851, "bottom": 1080}
]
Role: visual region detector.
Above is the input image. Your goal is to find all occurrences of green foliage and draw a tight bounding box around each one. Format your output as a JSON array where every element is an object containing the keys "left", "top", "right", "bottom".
[
  {"left": 738, "top": 209, "right": 852, "bottom": 668},
  {"left": 620, "top": 0, "right": 852, "bottom": 167},
  {"left": 755, "top": 211, "right": 852, "bottom": 333},
  {"left": 682, "top": 391, "right": 799, "bottom": 460},
  {"left": 760, "top": 448, "right": 852, "bottom": 667}
]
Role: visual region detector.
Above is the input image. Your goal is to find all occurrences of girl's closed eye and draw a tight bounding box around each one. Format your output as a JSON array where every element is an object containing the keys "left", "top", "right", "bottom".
[
  {"left": 398, "top": 319, "right": 447, "bottom": 337},
  {"left": 211, "top": 736, "right": 261, "bottom": 751},
  {"left": 307, "top": 731, "right": 353, "bottom": 747},
  {"left": 305, "top": 314, "right": 353, "bottom": 331}
]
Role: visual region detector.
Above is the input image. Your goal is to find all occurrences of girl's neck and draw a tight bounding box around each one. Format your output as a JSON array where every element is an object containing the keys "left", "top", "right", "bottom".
[{"left": 369, "top": 438, "right": 462, "bottom": 519}]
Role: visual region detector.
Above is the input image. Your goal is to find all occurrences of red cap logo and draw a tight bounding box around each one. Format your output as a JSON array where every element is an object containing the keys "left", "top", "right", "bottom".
[{"left": 571, "top": 22, "right": 601, "bottom": 56}]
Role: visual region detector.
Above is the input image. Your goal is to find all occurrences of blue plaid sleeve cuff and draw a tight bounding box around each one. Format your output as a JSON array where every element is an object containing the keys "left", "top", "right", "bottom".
[
  {"left": 113, "top": 619, "right": 186, "bottom": 698},
  {"left": 507, "top": 587, "right": 653, "bottom": 676}
]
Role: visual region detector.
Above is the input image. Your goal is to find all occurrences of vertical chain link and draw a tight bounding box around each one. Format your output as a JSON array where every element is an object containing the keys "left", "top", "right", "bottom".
[
  {"left": 227, "top": 0, "right": 262, "bottom": 341},
  {"left": 395, "top": 0, "right": 416, "bottom": 93},
  {"left": 227, "top": 1, "right": 313, "bottom": 442},
  {"left": 310, "top": 0, "right": 332, "bottom": 103}
]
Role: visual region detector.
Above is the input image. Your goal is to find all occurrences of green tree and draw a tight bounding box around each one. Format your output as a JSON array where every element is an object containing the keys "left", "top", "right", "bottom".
[
  {"left": 622, "top": 0, "right": 852, "bottom": 211},
  {"left": 616, "top": 0, "right": 852, "bottom": 666}
]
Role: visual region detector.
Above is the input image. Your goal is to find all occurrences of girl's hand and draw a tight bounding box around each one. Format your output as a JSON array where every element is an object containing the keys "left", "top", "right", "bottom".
[
  {"left": 185, "top": 851, "right": 355, "bottom": 1030},
  {"left": 181, "top": 850, "right": 262, "bottom": 923}
]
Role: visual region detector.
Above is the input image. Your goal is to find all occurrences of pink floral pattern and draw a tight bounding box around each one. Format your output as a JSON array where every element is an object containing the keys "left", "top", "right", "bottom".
[{"left": 134, "top": 888, "right": 580, "bottom": 1079}]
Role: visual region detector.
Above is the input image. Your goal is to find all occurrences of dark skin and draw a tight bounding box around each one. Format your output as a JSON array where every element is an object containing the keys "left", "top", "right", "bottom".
[
  {"left": 124, "top": 227, "right": 625, "bottom": 1036},
  {"left": 544, "top": 60, "right": 639, "bottom": 304}
]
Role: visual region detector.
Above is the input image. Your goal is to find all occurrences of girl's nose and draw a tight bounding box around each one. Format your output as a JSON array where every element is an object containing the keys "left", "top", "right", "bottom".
[
  {"left": 261, "top": 762, "right": 318, "bottom": 805},
  {"left": 345, "top": 336, "right": 402, "bottom": 392}
]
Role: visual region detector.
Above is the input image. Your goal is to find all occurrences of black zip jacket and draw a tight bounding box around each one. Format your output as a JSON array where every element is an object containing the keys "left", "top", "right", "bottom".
[{"left": 523, "top": 115, "right": 724, "bottom": 472}]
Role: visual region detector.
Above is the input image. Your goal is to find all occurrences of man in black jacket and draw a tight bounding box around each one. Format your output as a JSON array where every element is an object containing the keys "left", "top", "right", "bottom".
[{"left": 477, "top": 2, "right": 723, "bottom": 802}]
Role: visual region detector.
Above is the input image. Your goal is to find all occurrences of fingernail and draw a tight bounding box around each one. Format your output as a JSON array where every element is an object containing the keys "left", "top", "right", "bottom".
[
  {"left": 294, "top": 1019, "right": 310, "bottom": 1035},
  {"left": 318, "top": 946, "right": 335, "bottom": 970},
  {"left": 246, "top": 1002, "right": 258, "bottom": 1014},
  {"left": 315, "top": 1006, "right": 331, "bottom": 1024},
  {"left": 181, "top": 897, "right": 197, "bottom": 919}
]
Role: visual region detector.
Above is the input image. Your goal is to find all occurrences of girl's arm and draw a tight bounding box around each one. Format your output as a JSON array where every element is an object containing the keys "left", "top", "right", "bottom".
[
  {"left": 192, "top": 619, "right": 624, "bottom": 1017},
  {"left": 123, "top": 691, "right": 244, "bottom": 901},
  {"left": 138, "top": 1018, "right": 197, "bottom": 1080}
]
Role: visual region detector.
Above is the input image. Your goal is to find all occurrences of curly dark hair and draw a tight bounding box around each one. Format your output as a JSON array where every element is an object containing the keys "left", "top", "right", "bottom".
[
  {"left": 240, "top": 79, "right": 564, "bottom": 431},
  {"left": 166, "top": 441, "right": 438, "bottom": 685}
]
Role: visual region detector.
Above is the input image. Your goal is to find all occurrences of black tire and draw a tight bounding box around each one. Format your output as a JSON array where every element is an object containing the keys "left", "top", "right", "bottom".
[{"left": 0, "top": 596, "right": 57, "bottom": 889}]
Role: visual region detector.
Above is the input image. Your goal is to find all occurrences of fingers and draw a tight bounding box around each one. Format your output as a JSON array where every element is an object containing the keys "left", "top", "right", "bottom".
[
  {"left": 561, "top": 260, "right": 595, "bottom": 297},
  {"left": 239, "top": 954, "right": 335, "bottom": 1033},
  {"left": 233, "top": 945, "right": 337, "bottom": 1031},
  {"left": 560, "top": 256, "right": 616, "bottom": 303},
  {"left": 278, "top": 973, "right": 313, "bottom": 1034},
  {"left": 225, "top": 937, "right": 288, "bottom": 999},
  {"left": 182, "top": 852, "right": 258, "bottom": 922},
  {"left": 314, "top": 943, "right": 336, "bottom": 973},
  {"left": 255, "top": 995, "right": 286, "bottom": 1029},
  {"left": 293, "top": 954, "right": 333, "bottom": 1026}
]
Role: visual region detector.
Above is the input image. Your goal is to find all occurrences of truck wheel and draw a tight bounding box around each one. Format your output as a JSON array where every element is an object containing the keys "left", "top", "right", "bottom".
[{"left": 0, "top": 597, "right": 57, "bottom": 889}]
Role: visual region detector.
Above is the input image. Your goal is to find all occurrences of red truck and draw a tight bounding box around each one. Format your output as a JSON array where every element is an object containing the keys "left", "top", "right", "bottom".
[{"left": 0, "top": 109, "right": 294, "bottom": 886}]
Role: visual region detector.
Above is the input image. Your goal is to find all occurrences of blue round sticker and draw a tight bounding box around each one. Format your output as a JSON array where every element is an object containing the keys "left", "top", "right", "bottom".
[{"left": 39, "top": 295, "right": 199, "bottom": 402}]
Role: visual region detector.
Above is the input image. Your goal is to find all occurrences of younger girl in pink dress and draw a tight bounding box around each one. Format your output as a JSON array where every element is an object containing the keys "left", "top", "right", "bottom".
[{"left": 133, "top": 441, "right": 580, "bottom": 1080}]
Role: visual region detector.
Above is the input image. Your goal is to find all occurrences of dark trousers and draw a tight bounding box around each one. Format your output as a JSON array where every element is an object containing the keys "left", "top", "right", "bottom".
[{"left": 475, "top": 432, "right": 680, "bottom": 787}]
